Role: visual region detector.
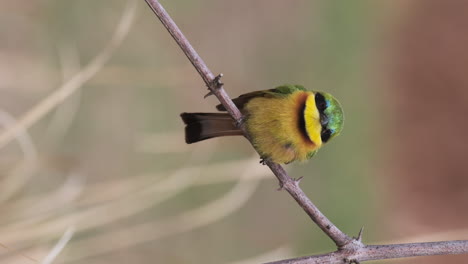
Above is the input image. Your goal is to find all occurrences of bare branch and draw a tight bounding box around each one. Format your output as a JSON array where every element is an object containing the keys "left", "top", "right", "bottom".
[
  {"left": 143, "top": 0, "right": 468, "bottom": 263},
  {"left": 143, "top": 0, "right": 352, "bottom": 249}
]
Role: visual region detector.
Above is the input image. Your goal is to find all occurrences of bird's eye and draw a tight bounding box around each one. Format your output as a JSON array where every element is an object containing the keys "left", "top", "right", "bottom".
[
  {"left": 321, "top": 129, "right": 332, "bottom": 143},
  {"left": 315, "top": 92, "right": 327, "bottom": 112},
  {"left": 320, "top": 114, "right": 329, "bottom": 126}
]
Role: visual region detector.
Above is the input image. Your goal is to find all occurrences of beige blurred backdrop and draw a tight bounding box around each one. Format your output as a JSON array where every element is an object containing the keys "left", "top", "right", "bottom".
[{"left": 0, "top": 1, "right": 467, "bottom": 264}]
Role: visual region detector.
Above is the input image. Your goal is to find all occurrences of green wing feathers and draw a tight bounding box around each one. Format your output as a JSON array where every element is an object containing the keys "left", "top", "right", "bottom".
[
  {"left": 216, "top": 84, "right": 305, "bottom": 111},
  {"left": 272, "top": 84, "right": 306, "bottom": 95}
]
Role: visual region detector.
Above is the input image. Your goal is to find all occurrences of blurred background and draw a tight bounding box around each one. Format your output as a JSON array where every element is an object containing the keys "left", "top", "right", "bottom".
[{"left": 0, "top": 0, "right": 467, "bottom": 263}]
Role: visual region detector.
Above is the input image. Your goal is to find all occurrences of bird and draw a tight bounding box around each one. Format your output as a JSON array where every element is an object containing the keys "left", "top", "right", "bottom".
[{"left": 180, "top": 84, "right": 344, "bottom": 164}]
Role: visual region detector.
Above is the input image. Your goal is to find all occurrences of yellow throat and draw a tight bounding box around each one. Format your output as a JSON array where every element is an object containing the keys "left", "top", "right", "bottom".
[{"left": 303, "top": 93, "right": 323, "bottom": 147}]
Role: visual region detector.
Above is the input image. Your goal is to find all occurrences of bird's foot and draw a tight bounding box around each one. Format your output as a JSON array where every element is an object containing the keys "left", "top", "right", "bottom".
[{"left": 259, "top": 157, "right": 271, "bottom": 165}]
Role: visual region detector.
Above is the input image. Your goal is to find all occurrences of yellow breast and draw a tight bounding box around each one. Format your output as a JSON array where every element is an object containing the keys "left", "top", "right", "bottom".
[{"left": 243, "top": 91, "right": 323, "bottom": 163}]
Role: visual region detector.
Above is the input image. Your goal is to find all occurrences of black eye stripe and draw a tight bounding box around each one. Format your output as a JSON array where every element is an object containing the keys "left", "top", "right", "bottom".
[
  {"left": 321, "top": 128, "right": 332, "bottom": 143},
  {"left": 297, "top": 99, "right": 310, "bottom": 142},
  {"left": 316, "top": 92, "right": 331, "bottom": 142},
  {"left": 315, "top": 92, "right": 327, "bottom": 112}
]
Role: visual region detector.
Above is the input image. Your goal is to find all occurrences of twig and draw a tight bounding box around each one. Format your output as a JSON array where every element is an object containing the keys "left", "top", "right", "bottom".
[{"left": 144, "top": 0, "right": 468, "bottom": 263}]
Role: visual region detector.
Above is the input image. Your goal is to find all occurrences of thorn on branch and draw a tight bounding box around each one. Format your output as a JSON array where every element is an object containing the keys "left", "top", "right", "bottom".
[
  {"left": 203, "top": 90, "right": 214, "bottom": 98},
  {"left": 213, "top": 73, "right": 224, "bottom": 88},
  {"left": 356, "top": 226, "right": 364, "bottom": 242},
  {"left": 204, "top": 73, "right": 224, "bottom": 98},
  {"left": 293, "top": 176, "right": 304, "bottom": 186},
  {"left": 277, "top": 176, "right": 302, "bottom": 191}
]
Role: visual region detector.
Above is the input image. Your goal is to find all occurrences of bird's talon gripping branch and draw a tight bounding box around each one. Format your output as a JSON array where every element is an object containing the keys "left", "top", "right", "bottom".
[{"left": 259, "top": 157, "right": 269, "bottom": 165}]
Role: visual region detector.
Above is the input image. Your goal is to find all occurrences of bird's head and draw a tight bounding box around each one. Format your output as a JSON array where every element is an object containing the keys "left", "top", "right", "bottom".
[{"left": 314, "top": 91, "right": 344, "bottom": 144}]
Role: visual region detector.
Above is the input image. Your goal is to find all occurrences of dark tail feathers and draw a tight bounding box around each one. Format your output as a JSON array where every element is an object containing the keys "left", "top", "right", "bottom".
[{"left": 180, "top": 113, "right": 243, "bottom": 144}]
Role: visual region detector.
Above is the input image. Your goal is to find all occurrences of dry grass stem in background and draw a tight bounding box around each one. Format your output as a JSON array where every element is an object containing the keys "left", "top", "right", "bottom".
[
  {"left": 144, "top": 0, "right": 468, "bottom": 263},
  {"left": 0, "top": 111, "right": 38, "bottom": 202},
  {"left": 63, "top": 157, "right": 262, "bottom": 263},
  {"left": 44, "top": 43, "right": 82, "bottom": 147},
  {"left": 0, "top": 153, "right": 265, "bottom": 263},
  {"left": 0, "top": 142, "right": 215, "bottom": 245},
  {"left": 0, "top": 140, "right": 270, "bottom": 263},
  {"left": 41, "top": 226, "right": 75, "bottom": 264},
  {"left": 0, "top": 0, "right": 137, "bottom": 149}
]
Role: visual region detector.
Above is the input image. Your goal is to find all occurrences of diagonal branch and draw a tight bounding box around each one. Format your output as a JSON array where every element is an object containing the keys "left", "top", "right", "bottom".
[
  {"left": 143, "top": 0, "right": 468, "bottom": 263},
  {"left": 143, "top": 0, "right": 352, "bottom": 249}
]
